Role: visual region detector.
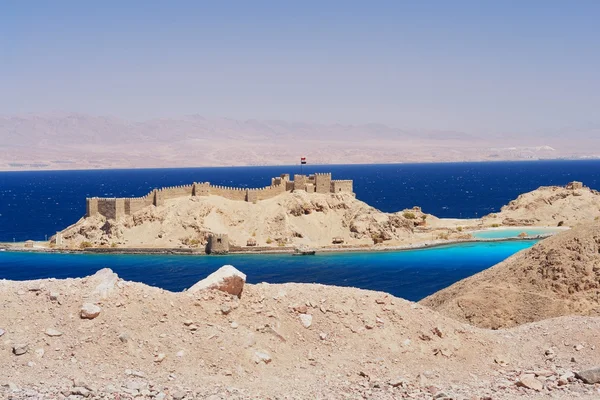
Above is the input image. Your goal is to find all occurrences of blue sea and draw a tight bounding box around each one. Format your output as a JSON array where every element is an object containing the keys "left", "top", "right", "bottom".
[
  {"left": 0, "top": 241, "right": 534, "bottom": 301},
  {"left": 1, "top": 160, "right": 598, "bottom": 300}
]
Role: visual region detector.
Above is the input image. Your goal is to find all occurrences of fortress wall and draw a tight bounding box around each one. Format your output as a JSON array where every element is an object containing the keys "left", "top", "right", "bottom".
[
  {"left": 246, "top": 190, "right": 258, "bottom": 203},
  {"left": 331, "top": 180, "right": 353, "bottom": 193},
  {"left": 255, "top": 184, "right": 287, "bottom": 200},
  {"left": 210, "top": 185, "right": 247, "bottom": 201},
  {"left": 97, "top": 199, "right": 117, "bottom": 220},
  {"left": 159, "top": 185, "right": 194, "bottom": 200},
  {"left": 314, "top": 173, "right": 332, "bottom": 194}
]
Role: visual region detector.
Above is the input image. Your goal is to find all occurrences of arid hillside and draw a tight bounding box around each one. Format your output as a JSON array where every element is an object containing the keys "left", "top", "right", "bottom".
[
  {"left": 420, "top": 222, "right": 600, "bottom": 329},
  {"left": 482, "top": 182, "right": 600, "bottom": 227},
  {"left": 57, "top": 191, "right": 467, "bottom": 250},
  {"left": 1, "top": 268, "right": 600, "bottom": 399}
]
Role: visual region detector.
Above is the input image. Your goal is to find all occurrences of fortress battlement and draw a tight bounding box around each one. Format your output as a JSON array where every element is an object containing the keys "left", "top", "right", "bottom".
[{"left": 86, "top": 173, "right": 353, "bottom": 219}]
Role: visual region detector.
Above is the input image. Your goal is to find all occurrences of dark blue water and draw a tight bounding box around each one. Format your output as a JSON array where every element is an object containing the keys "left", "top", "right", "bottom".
[
  {"left": 0, "top": 240, "right": 535, "bottom": 301},
  {"left": 1, "top": 160, "right": 599, "bottom": 242}
]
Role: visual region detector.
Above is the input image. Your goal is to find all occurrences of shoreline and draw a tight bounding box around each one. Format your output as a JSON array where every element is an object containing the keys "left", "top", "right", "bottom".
[
  {"left": 0, "top": 234, "right": 550, "bottom": 257},
  {"left": 1, "top": 158, "right": 599, "bottom": 173}
]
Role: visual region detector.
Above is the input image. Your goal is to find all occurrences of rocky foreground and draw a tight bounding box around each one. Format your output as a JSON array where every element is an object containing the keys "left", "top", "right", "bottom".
[
  {"left": 1, "top": 267, "right": 600, "bottom": 399},
  {"left": 421, "top": 222, "right": 600, "bottom": 329}
]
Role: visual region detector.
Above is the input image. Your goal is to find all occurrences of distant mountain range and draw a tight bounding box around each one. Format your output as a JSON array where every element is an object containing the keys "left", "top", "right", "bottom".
[{"left": 1, "top": 113, "right": 598, "bottom": 170}]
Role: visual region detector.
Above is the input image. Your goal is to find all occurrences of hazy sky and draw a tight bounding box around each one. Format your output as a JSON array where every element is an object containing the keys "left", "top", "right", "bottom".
[{"left": 1, "top": 1, "right": 599, "bottom": 134}]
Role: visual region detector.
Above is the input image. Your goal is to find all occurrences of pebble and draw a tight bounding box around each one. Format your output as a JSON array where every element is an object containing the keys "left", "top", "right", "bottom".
[
  {"left": 176, "top": 350, "right": 185, "bottom": 357},
  {"left": 13, "top": 343, "right": 28, "bottom": 356},
  {"left": 319, "top": 332, "right": 327, "bottom": 340},
  {"left": 221, "top": 304, "right": 232, "bottom": 315},
  {"left": 35, "top": 348, "right": 45, "bottom": 358},
  {"left": 154, "top": 353, "right": 166, "bottom": 363},
  {"left": 575, "top": 344, "right": 584, "bottom": 351},
  {"left": 172, "top": 390, "right": 186, "bottom": 400},
  {"left": 118, "top": 332, "right": 130, "bottom": 343},
  {"left": 45, "top": 328, "right": 63, "bottom": 337},
  {"left": 299, "top": 314, "right": 313, "bottom": 328},
  {"left": 254, "top": 351, "right": 272, "bottom": 364},
  {"left": 230, "top": 321, "right": 239, "bottom": 329},
  {"left": 80, "top": 303, "right": 102, "bottom": 319},
  {"left": 389, "top": 377, "right": 405, "bottom": 387},
  {"left": 49, "top": 292, "right": 59, "bottom": 301},
  {"left": 0, "top": 328, "right": 5, "bottom": 337}
]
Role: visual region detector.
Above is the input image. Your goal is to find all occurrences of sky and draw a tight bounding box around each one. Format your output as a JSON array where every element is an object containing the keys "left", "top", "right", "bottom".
[{"left": 1, "top": 1, "right": 599, "bottom": 135}]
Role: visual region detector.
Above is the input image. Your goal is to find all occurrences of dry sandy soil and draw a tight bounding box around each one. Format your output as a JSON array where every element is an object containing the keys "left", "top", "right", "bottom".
[
  {"left": 54, "top": 183, "right": 600, "bottom": 251},
  {"left": 421, "top": 221, "right": 600, "bottom": 330},
  {"left": 1, "top": 268, "right": 600, "bottom": 400}
]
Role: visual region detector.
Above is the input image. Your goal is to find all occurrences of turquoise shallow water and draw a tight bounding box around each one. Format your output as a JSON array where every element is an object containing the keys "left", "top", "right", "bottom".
[
  {"left": 0, "top": 240, "right": 536, "bottom": 301},
  {"left": 472, "top": 228, "right": 564, "bottom": 239}
]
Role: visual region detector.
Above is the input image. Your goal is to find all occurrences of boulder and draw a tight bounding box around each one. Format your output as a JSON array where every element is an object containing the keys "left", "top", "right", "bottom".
[
  {"left": 575, "top": 367, "right": 600, "bottom": 384},
  {"left": 187, "top": 265, "right": 246, "bottom": 298},
  {"left": 80, "top": 303, "right": 102, "bottom": 319},
  {"left": 89, "top": 268, "right": 119, "bottom": 299}
]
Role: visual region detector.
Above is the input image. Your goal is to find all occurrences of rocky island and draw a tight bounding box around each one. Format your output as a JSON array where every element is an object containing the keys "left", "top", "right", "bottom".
[{"left": 40, "top": 175, "right": 600, "bottom": 254}]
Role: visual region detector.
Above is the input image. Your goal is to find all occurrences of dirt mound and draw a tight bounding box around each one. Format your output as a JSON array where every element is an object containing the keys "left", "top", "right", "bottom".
[
  {"left": 483, "top": 183, "right": 600, "bottom": 227},
  {"left": 1, "top": 269, "right": 600, "bottom": 399},
  {"left": 421, "top": 222, "right": 600, "bottom": 329}
]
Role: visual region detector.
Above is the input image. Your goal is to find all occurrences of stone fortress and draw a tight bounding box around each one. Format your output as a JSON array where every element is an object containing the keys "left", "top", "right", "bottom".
[{"left": 85, "top": 173, "right": 353, "bottom": 220}]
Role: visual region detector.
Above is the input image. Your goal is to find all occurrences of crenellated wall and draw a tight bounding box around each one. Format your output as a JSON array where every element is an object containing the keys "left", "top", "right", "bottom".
[{"left": 86, "top": 172, "right": 353, "bottom": 220}]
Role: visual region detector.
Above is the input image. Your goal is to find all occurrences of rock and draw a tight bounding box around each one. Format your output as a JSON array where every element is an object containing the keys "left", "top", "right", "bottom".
[
  {"left": 7, "top": 382, "right": 20, "bottom": 392},
  {"left": 516, "top": 374, "right": 543, "bottom": 391},
  {"left": 118, "top": 332, "right": 130, "bottom": 343},
  {"left": 71, "top": 387, "right": 89, "bottom": 397},
  {"left": 172, "top": 391, "right": 186, "bottom": 400},
  {"left": 389, "top": 378, "right": 405, "bottom": 387},
  {"left": 254, "top": 351, "right": 272, "bottom": 364},
  {"left": 183, "top": 319, "right": 194, "bottom": 326},
  {"left": 299, "top": 313, "right": 313, "bottom": 328},
  {"left": 45, "top": 328, "right": 63, "bottom": 337},
  {"left": 187, "top": 265, "right": 246, "bottom": 298},
  {"left": 49, "top": 292, "right": 59, "bottom": 301},
  {"left": 80, "top": 303, "right": 101, "bottom": 319},
  {"left": 35, "top": 348, "right": 45, "bottom": 358},
  {"left": 125, "top": 381, "right": 147, "bottom": 391},
  {"left": 89, "top": 268, "right": 119, "bottom": 299},
  {"left": 0, "top": 328, "right": 5, "bottom": 337},
  {"left": 231, "top": 321, "right": 239, "bottom": 329},
  {"left": 293, "top": 304, "right": 308, "bottom": 314},
  {"left": 319, "top": 332, "right": 327, "bottom": 340},
  {"left": 155, "top": 353, "right": 166, "bottom": 363},
  {"left": 220, "top": 304, "right": 232, "bottom": 315},
  {"left": 575, "top": 367, "right": 600, "bottom": 384},
  {"left": 12, "top": 343, "right": 28, "bottom": 356},
  {"left": 575, "top": 344, "right": 584, "bottom": 351},
  {"left": 176, "top": 350, "right": 185, "bottom": 357}
]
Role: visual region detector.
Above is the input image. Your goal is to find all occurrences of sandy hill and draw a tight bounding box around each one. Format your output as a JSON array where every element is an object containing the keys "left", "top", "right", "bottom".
[
  {"left": 58, "top": 191, "right": 446, "bottom": 249},
  {"left": 420, "top": 222, "right": 600, "bottom": 329},
  {"left": 1, "top": 268, "right": 600, "bottom": 399},
  {"left": 483, "top": 182, "right": 600, "bottom": 227}
]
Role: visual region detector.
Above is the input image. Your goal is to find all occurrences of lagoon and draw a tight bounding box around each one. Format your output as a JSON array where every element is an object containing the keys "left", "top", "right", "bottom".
[{"left": 0, "top": 240, "right": 536, "bottom": 301}]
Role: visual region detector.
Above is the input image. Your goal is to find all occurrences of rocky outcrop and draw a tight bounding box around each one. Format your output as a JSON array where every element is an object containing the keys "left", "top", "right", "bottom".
[
  {"left": 420, "top": 222, "right": 600, "bottom": 328},
  {"left": 187, "top": 265, "right": 246, "bottom": 298},
  {"left": 483, "top": 182, "right": 600, "bottom": 227}
]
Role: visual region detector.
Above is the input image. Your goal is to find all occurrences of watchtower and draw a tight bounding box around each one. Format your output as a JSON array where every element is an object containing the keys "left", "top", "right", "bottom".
[
  {"left": 207, "top": 233, "right": 229, "bottom": 254},
  {"left": 314, "top": 173, "right": 332, "bottom": 194}
]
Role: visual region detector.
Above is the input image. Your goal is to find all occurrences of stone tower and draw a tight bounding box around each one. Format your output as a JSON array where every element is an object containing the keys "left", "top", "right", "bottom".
[{"left": 207, "top": 233, "right": 229, "bottom": 254}]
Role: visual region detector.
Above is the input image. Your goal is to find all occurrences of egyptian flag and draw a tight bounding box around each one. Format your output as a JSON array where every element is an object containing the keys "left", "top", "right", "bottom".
[{"left": 301, "top": 156, "right": 307, "bottom": 165}]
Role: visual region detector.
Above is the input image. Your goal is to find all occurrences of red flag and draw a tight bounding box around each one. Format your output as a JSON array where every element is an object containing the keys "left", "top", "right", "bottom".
[{"left": 301, "top": 157, "right": 306, "bottom": 165}]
